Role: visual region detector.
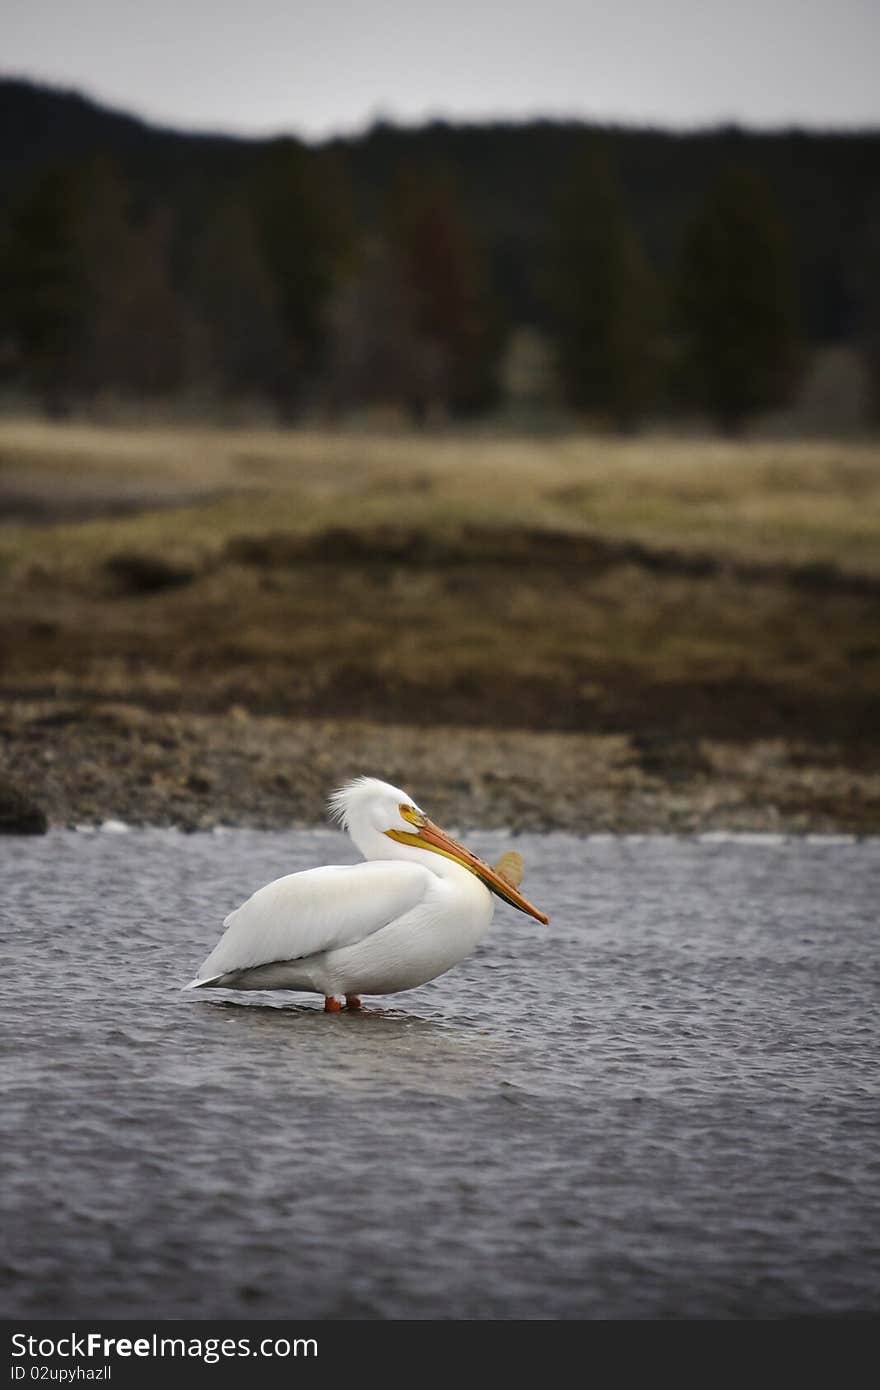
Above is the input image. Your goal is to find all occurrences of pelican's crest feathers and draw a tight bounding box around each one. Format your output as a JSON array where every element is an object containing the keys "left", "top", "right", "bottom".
[{"left": 327, "top": 776, "right": 406, "bottom": 830}]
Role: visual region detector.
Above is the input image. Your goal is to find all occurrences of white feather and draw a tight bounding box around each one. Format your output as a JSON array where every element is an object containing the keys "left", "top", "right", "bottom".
[{"left": 189, "top": 859, "right": 431, "bottom": 986}]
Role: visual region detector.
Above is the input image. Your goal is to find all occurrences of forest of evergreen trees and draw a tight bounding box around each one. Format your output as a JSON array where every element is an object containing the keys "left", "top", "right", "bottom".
[{"left": 1, "top": 78, "right": 878, "bottom": 428}]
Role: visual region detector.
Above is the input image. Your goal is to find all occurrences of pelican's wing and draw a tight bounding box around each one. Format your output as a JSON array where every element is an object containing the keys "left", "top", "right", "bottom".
[{"left": 187, "top": 860, "right": 431, "bottom": 986}]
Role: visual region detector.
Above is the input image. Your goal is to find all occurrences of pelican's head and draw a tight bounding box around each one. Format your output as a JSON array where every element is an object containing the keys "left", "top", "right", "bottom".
[{"left": 328, "top": 776, "right": 549, "bottom": 924}]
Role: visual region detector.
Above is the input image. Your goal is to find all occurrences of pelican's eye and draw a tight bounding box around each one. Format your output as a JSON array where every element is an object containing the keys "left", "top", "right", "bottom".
[{"left": 399, "top": 802, "right": 426, "bottom": 828}]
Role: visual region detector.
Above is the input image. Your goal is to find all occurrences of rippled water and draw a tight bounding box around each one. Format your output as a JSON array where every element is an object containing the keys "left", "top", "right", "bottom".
[{"left": 2, "top": 827, "right": 878, "bottom": 1319}]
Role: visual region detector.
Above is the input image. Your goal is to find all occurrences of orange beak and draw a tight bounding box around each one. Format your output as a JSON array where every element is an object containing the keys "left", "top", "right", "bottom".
[{"left": 387, "top": 816, "right": 549, "bottom": 924}]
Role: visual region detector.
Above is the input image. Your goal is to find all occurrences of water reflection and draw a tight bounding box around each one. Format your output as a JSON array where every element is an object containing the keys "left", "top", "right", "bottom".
[{"left": 193, "top": 993, "right": 512, "bottom": 1098}]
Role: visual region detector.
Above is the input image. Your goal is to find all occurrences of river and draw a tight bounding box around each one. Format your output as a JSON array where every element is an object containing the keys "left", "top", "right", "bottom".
[{"left": 2, "top": 827, "right": 877, "bottom": 1318}]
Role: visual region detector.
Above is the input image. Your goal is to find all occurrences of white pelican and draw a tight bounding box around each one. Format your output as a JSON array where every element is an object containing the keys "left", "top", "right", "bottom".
[{"left": 185, "top": 776, "right": 548, "bottom": 1011}]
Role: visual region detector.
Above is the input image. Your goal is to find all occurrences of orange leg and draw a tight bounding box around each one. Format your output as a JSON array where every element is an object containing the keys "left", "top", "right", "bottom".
[
  {"left": 345, "top": 994, "right": 363, "bottom": 1010},
  {"left": 323, "top": 995, "right": 343, "bottom": 1013}
]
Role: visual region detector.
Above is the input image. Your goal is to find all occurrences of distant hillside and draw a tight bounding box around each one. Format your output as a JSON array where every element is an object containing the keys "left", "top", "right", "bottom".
[
  {"left": 2, "top": 77, "right": 878, "bottom": 342},
  {"left": 0, "top": 78, "right": 246, "bottom": 172},
  {"left": 334, "top": 118, "right": 880, "bottom": 340}
]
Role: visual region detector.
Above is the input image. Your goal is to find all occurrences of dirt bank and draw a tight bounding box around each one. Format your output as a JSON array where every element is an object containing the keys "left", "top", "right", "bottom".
[{"left": 2, "top": 701, "right": 878, "bottom": 835}]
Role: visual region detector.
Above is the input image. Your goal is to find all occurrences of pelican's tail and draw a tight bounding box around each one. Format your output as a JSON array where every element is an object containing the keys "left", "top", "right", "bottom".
[{"left": 182, "top": 974, "right": 225, "bottom": 991}]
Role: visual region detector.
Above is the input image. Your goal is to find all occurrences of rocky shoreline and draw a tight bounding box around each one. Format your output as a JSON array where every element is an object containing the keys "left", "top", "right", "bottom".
[{"left": 2, "top": 700, "right": 877, "bottom": 836}]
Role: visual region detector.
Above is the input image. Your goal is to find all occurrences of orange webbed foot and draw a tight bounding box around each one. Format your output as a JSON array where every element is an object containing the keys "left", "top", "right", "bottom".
[
  {"left": 345, "top": 994, "right": 363, "bottom": 1010},
  {"left": 323, "top": 995, "right": 344, "bottom": 1013}
]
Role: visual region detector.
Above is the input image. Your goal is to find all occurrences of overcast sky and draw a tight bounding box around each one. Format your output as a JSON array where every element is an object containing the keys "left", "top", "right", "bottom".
[{"left": 5, "top": 0, "right": 880, "bottom": 139}]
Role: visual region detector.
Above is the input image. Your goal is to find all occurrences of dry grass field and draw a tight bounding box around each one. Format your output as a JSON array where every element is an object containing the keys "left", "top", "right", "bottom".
[
  {"left": 1, "top": 418, "right": 879, "bottom": 567},
  {"left": 1, "top": 419, "right": 878, "bottom": 831}
]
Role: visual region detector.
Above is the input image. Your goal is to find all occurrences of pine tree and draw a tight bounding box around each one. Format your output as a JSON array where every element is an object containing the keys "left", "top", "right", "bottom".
[
  {"left": 187, "top": 202, "right": 285, "bottom": 401},
  {"left": 75, "top": 160, "right": 185, "bottom": 399},
  {"left": 322, "top": 170, "right": 499, "bottom": 423},
  {"left": 249, "top": 141, "right": 353, "bottom": 413},
  {"left": 388, "top": 169, "right": 499, "bottom": 418},
  {"left": 1, "top": 168, "right": 87, "bottom": 412},
  {"left": 0, "top": 159, "right": 187, "bottom": 409},
  {"left": 323, "top": 234, "right": 438, "bottom": 421},
  {"left": 858, "top": 211, "right": 880, "bottom": 424},
  {"left": 547, "top": 145, "right": 663, "bottom": 430},
  {"left": 677, "top": 165, "right": 802, "bottom": 433}
]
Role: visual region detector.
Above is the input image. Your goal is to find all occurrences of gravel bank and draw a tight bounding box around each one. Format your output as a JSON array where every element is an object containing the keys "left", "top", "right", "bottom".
[{"left": 2, "top": 701, "right": 877, "bottom": 835}]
